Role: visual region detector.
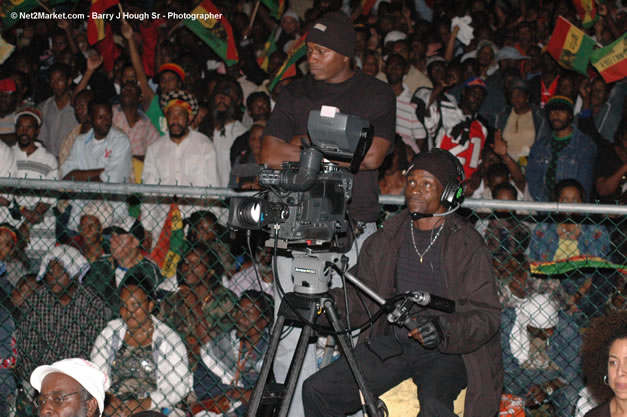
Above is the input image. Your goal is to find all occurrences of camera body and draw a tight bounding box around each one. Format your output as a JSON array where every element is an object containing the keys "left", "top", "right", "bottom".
[{"left": 228, "top": 108, "right": 372, "bottom": 252}]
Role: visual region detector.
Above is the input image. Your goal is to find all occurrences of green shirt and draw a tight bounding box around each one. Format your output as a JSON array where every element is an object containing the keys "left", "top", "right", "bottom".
[{"left": 146, "top": 95, "right": 167, "bottom": 136}]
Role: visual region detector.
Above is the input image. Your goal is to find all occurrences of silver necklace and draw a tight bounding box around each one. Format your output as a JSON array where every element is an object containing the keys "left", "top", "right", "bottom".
[{"left": 410, "top": 219, "right": 445, "bottom": 263}]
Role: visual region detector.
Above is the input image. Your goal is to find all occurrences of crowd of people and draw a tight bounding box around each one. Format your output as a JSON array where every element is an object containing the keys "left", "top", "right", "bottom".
[{"left": 0, "top": 0, "right": 626, "bottom": 416}]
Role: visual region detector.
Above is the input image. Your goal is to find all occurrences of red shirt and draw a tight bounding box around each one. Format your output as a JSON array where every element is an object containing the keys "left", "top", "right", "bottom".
[{"left": 438, "top": 119, "right": 488, "bottom": 179}]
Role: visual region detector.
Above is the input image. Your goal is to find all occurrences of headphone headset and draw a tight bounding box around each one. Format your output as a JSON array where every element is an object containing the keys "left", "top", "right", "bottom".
[
  {"left": 405, "top": 148, "right": 466, "bottom": 220},
  {"left": 432, "top": 148, "right": 465, "bottom": 209}
]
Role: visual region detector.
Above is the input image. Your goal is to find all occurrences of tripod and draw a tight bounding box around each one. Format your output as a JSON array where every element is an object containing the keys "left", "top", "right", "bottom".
[
  {"left": 245, "top": 250, "right": 456, "bottom": 417},
  {"left": 246, "top": 255, "right": 383, "bottom": 417}
]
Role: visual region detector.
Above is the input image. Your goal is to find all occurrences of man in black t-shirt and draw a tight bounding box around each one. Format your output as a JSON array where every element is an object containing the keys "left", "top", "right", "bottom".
[{"left": 261, "top": 11, "right": 396, "bottom": 417}]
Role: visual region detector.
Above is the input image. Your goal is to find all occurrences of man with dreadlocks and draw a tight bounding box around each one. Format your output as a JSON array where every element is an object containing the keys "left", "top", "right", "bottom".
[
  {"left": 206, "top": 77, "right": 247, "bottom": 188},
  {"left": 142, "top": 89, "right": 219, "bottom": 189}
]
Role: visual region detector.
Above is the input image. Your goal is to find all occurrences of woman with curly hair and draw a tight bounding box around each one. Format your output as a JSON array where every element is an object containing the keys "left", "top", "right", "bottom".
[{"left": 581, "top": 312, "right": 627, "bottom": 416}]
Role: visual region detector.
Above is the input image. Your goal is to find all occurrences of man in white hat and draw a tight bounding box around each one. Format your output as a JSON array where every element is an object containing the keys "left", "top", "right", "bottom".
[
  {"left": 502, "top": 293, "right": 583, "bottom": 417},
  {"left": 31, "top": 358, "right": 109, "bottom": 417},
  {"left": 16, "top": 245, "right": 112, "bottom": 384},
  {"left": 0, "top": 106, "right": 58, "bottom": 226}
]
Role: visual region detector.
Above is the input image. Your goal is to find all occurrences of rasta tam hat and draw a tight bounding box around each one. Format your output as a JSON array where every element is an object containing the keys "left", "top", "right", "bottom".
[
  {"left": 30, "top": 358, "right": 110, "bottom": 417},
  {"left": 545, "top": 95, "right": 574, "bottom": 114},
  {"left": 160, "top": 89, "right": 199, "bottom": 120},
  {"left": 158, "top": 62, "right": 185, "bottom": 82},
  {"left": 306, "top": 11, "right": 356, "bottom": 58},
  {"left": 14, "top": 106, "right": 43, "bottom": 127}
]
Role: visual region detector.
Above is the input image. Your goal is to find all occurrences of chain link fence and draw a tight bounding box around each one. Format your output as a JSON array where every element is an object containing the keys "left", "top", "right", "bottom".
[{"left": 0, "top": 178, "right": 624, "bottom": 417}]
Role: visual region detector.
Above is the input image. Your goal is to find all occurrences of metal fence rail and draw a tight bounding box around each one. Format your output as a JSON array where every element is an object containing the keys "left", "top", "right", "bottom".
[{"left": 0, "top": 179, "right": 624, "bottom": 417}]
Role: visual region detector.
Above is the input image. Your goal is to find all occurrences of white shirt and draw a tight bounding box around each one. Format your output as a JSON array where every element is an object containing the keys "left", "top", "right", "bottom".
[
  {"left": 223, "top": 266, "right": 273, "bottom": 298},
  {"left": 12, "top": 143, "right": 58, "bottom": 206},
  {"left": 61, "top": 127, "right": 132, "bottom": 183},
  {"left": 212, "top": 121, "right": 247, "bottom": 188},
  {"left": 13, "top": 144, "right": 58, "bottom": 180},
  {"left": 142, "top": 129, "right": 219, "bottom": 187},
  {"left": 396, "top": 84, "right": 426, "bottom": 154},
  {"left": 0, "top": 141, "right": 17, "bottom": 177}
]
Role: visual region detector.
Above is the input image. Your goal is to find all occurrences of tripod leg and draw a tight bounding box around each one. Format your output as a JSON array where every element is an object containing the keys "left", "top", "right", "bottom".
[
  {"left": 247, "top": 314, "right": 286, "bottom": 417},
  {"left": 323, "top": 299, "right": 382, "bottom": 417},
  {"left": 277, "top": 323, "right": 315, "bottom": 417}
]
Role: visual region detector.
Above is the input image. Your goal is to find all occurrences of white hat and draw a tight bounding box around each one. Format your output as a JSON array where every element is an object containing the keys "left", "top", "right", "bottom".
[
  {"left": 30, "top": 358, "right": 110, "bottom": 416},
  {"left": 281, "top": 9, "right": 299, "bottom": 23},
  {"left": 510, "top": 293, "right": 559, "bottom": 365},
  {"left": 384, "top": 30, "right": 407, "bottom": 45},
  {"left": 81, "top": 200, "right": 113, "bottom": 230},
  {"left": 426, "top": 55, "right": 446, "bottom": 68},
  {"left": 37, "top": 245, "right": 90, "bottom": 282}
]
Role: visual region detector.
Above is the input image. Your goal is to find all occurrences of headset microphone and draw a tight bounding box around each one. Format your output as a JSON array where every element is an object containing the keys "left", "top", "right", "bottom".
[{"left": 410, "top": 203, "right": 461, "bottom": 220}]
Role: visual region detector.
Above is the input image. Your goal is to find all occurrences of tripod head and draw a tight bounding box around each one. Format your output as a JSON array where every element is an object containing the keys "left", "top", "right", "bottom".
[{"left": 292, "top": 252, "right": 341, "bottom": 295}]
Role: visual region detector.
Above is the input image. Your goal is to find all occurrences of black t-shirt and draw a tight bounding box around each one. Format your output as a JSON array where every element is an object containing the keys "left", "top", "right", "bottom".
[
  {"left": 395, "top": 223, "right": 445, "bottom": 318},
  {"left": 583, "top": 402, "right": 610, "bottom": 417},
  {"left": 264, "top": 71, "right": 396, "bottom": 222}
]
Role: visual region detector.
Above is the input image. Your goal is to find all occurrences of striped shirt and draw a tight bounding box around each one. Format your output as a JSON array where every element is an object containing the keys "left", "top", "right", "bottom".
[
  {"left": 11, "top": 143, "right": 58, "bottom": 206},
  {"left": 13, "top": 144, "right": 58, "bottom": 180},
  {"left": 395, "top": 84, "right": 425, "bottom": 154}
]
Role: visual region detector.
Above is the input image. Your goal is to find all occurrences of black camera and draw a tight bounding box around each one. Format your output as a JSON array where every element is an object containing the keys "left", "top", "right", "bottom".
[{"left": 228, "top": 108, "right": 373, "bottom": 252}]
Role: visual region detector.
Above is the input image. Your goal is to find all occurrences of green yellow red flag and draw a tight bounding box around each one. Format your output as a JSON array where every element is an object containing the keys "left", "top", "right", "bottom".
[
  {"left": 268, "top": 32, "right": 307, "bottom": 92},
  {"left": 591, "top": 33, "right": 627, "bottom": 83},
  {"left": 183, "top": 0, "right": 239, "bottom": 66},
  {"left": 1, "top": 0, "right": 38, "bottom": 29},
  {"left": 546, "top": 16, "right": 596, "bottom": 75},
  {"left": 150, "top": 203, "right": 185, "bottom": 279},
  {"left": 257, "top": 28, "right": 278, "bottom": 72},
  {"left": 87, "top": 0, "right": 120, "bottom": 45},
  {"left": 260, "top": 0, "right": 286, "bottom": 19},
  {"left": 530, "top": 255, "right": 627, "bottom": 276},
  {"left": 572, "top": 0, "right": 599, "bottom": 28}
]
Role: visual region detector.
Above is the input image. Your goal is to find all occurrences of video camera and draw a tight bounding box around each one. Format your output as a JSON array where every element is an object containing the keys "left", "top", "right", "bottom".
[{"left": 228, "top": 106, "right": 373, "bottom": 252}]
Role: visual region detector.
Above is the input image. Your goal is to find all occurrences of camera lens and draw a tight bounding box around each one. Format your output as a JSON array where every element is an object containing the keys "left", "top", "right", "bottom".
[{"left": 237, "top": 200, "right": 262, "bottom": 227}]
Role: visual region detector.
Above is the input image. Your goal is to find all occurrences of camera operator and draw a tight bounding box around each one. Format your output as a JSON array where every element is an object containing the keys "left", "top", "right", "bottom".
[
  {"left": 302, "top": 149, "right": 503, "bottom": 417},
  {"left": 260, "top": 11, "right": 396, "bottom": 417}
]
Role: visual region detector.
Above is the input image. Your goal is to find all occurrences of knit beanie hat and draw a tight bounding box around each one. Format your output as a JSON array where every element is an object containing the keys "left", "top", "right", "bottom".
[
  {"left": 545, "top": 95, "right": 574, "bottom": 115},
  {"left": 406, "top": 149, "right": 461, "bottom": 188},
  {"left": 306, "top": 11, "right": 356, "bottom": 58}
]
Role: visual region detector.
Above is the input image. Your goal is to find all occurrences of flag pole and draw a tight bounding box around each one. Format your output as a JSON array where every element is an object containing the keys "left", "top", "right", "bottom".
[
  {"left": 34, "top": 0, "right": 53, "bottom": 14},
  {"left": 117, "top": 2, "right": 124, "bottom": 16},
  {"left": 168, "top": 20, "right": 185, "bottom": 38},
  {"left": 248, "top": 0, "right": 261, "bottom": 32}
]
